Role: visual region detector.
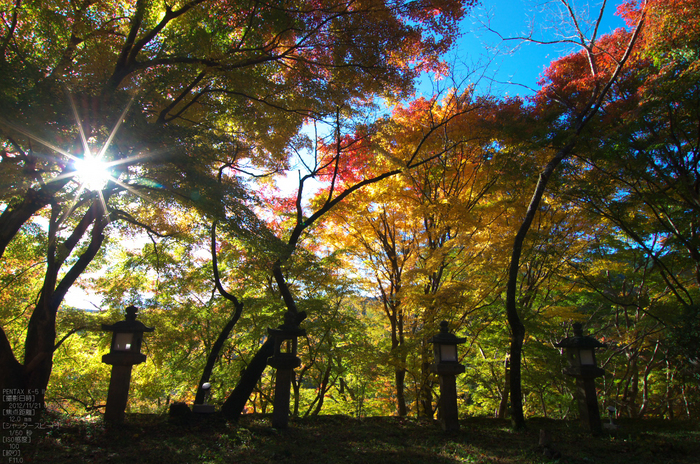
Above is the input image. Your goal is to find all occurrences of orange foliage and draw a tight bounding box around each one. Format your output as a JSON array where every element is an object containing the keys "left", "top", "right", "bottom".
[
  {"left": 536, "top": 0, "right": 700, "bottom": 117},
  {"left": 535, "top": 28, "right": 636, "bottom": 113},
  {"left": 619, "top": 0, "right": 700, "bottom": 73}
]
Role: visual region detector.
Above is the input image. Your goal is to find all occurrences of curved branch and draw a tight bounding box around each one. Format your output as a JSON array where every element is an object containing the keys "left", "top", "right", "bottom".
[
  {"left": 109, "top": 208, "right": 174, "bottom": 238},
  {"left": 53, "top": 327, "right": 86, "bottom": 352},
  {"left": 194, "top": 166, "right": 245, "bottom": 404}
]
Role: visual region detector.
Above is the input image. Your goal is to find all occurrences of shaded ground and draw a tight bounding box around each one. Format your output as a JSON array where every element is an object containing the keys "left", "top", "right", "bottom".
[{"left": 15, "top": 412, "right": 700, "bottom": 464}]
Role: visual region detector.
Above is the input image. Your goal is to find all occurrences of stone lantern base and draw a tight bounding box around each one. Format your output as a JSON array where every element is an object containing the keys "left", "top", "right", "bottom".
[{"left": 192, "top": 404, "right": 216, "bottom": 414}]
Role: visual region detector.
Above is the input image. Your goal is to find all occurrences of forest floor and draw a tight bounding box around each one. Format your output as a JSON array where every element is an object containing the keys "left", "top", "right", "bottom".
[{"left": 13, "top": 411, "right": 700, "bottom": 464}]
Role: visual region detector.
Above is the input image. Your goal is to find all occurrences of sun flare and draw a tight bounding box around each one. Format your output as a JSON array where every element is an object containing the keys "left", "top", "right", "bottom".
[
  {"left": 74, "top": 155, "right": 113, "bottom": 191},
  {"left": 1, "top": 95, "right": 156, "bottom": 218}
]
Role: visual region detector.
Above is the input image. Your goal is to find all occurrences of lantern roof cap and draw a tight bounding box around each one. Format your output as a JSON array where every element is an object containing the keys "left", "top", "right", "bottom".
[
  {"left": 102, "top": 305, "right": 155, "bottom": 333},
  {"left": 555, "top": 322, "right": 605, "bottom": 349},
  {"left": 430, "top": 320, "right": 466, "bottom": 345}
]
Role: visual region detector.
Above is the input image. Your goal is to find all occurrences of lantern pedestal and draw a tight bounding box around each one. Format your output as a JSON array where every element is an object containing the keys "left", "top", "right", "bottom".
[
  {"left": 267, "top": 312, "right": 305, "bottom": 429},
  {"left": 432, "top": 363, "right": 465, "bottom": 432},
  {"left": 192, "top": 404, "right": 216, "bottom": 414},
  {"left": 269, "top": 357, "right": 299, "bottom": 429},
  {"left": 575, "top": 376, "right": 603, "bottom": 434},
  {"left": 104, "top": 365, "right": 134, "bottom": 423},
  {"left": 101, "top": 306, "right": 154, "bottom": 424},
  {"left": 556, "top": 323, "right": 606, "bottom": 436},
  {"left": 430, "top": 321, "right": 466, "bottom": 433}
]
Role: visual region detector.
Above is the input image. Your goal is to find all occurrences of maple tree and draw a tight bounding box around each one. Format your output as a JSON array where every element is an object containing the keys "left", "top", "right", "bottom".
[
  {"left": 322, "top": 183, "right": 418, "bottom": 416},
  {"left": 553, "top": 0, "right": 700, "bottom": 417},
  {"left": 314, "top": 91, "right": 534, "bottom": 418},
  {"left": 0, "top": 0, "right": 471, "bottom": 410},
  {"left": 216, "top": 87, "right": 484, "bottom": 419},
  {"left": 492, "top": 0, "right": 648, "bottom": 429},
  {"left": 471, "top": 0, "right": 700, "bottom": 424}
]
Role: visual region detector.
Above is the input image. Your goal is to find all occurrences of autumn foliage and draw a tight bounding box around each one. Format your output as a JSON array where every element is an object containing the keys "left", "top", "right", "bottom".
[{"left": 1, "top": 0, "right": 699, "bottom": 426}]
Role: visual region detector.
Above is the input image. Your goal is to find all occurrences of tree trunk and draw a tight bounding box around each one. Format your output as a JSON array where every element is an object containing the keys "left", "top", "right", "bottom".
[
  {"left": 0, "top": 330, "right": 27, "bottom": 398},
  {"left": 308, "top": 362, "right": 333, "bottom": 417},
  {"left": 13, "top": 201, "right": 108, "bottom": 412},
  {"left": 195, "top": 221, "right": 244, "bottom": 404},
  {"left": 506, "top": 321, "right": 526, "bottom": 429},
  {"left": 292, "top": 372, "right": 301, "bottom": 418},
  {"left": 418, "top": 343, "right": 434, "bottom": 418},
  {"left": 194, "top": 302, "right": 242, "bottom": 404},
  {"left": 395, "top": 368, "right": 407, "bottom": 417},
  {"left": 0, "top": 182, "right": 69, "bottom": 259},
  {"left": 501, "top": 2, "right": 645, "bottom": 431},
  {"left": 221, "top": 338, "right": 275, "bottom": 420},
  {"left": 505, "top": 145, "right": 571, "bottom": 430},
  {"left": 624, "top": 357, "right": 640, "bottom": 418},
  {"left": 497, "top": 356, "right": 511, "bottom": 419},
  {"left": 221, "top": 309, "right": 307, "bottom": 419}
]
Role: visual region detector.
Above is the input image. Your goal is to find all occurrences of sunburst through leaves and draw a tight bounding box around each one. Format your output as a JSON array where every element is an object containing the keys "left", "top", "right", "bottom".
[
  {"left": 73, "top": 155, "right": 113, "bottom": 191},
  {"left": 0, "top": 95, "right": 155, "bottom": 216}
]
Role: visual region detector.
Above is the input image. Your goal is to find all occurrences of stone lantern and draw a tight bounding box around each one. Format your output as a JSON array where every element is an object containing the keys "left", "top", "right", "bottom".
[
  {"left": 555, "top": 322, "right": 606, "bottom": 435},
  {"left": 267, "top": 311, "right": 306, "bottom": 429},
  {"left": 430, "top": 320, "right": 466, "bottom": 432},
  {"left": 193, "top": 382, "right": 215, "bottom": 414},
  {"left": 101, "top": 305, "right": 154, "bottom": 423}
]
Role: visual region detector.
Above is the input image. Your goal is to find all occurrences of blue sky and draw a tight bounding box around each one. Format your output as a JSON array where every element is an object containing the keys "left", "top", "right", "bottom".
[{"left": 421, "top": 0, "right": 629, "bottom": 98}]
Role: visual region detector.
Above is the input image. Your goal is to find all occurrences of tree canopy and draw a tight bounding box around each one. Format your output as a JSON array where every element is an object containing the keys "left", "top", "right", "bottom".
[{"left": 1, "top": 0, "right": 699, "bottom": 426}]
